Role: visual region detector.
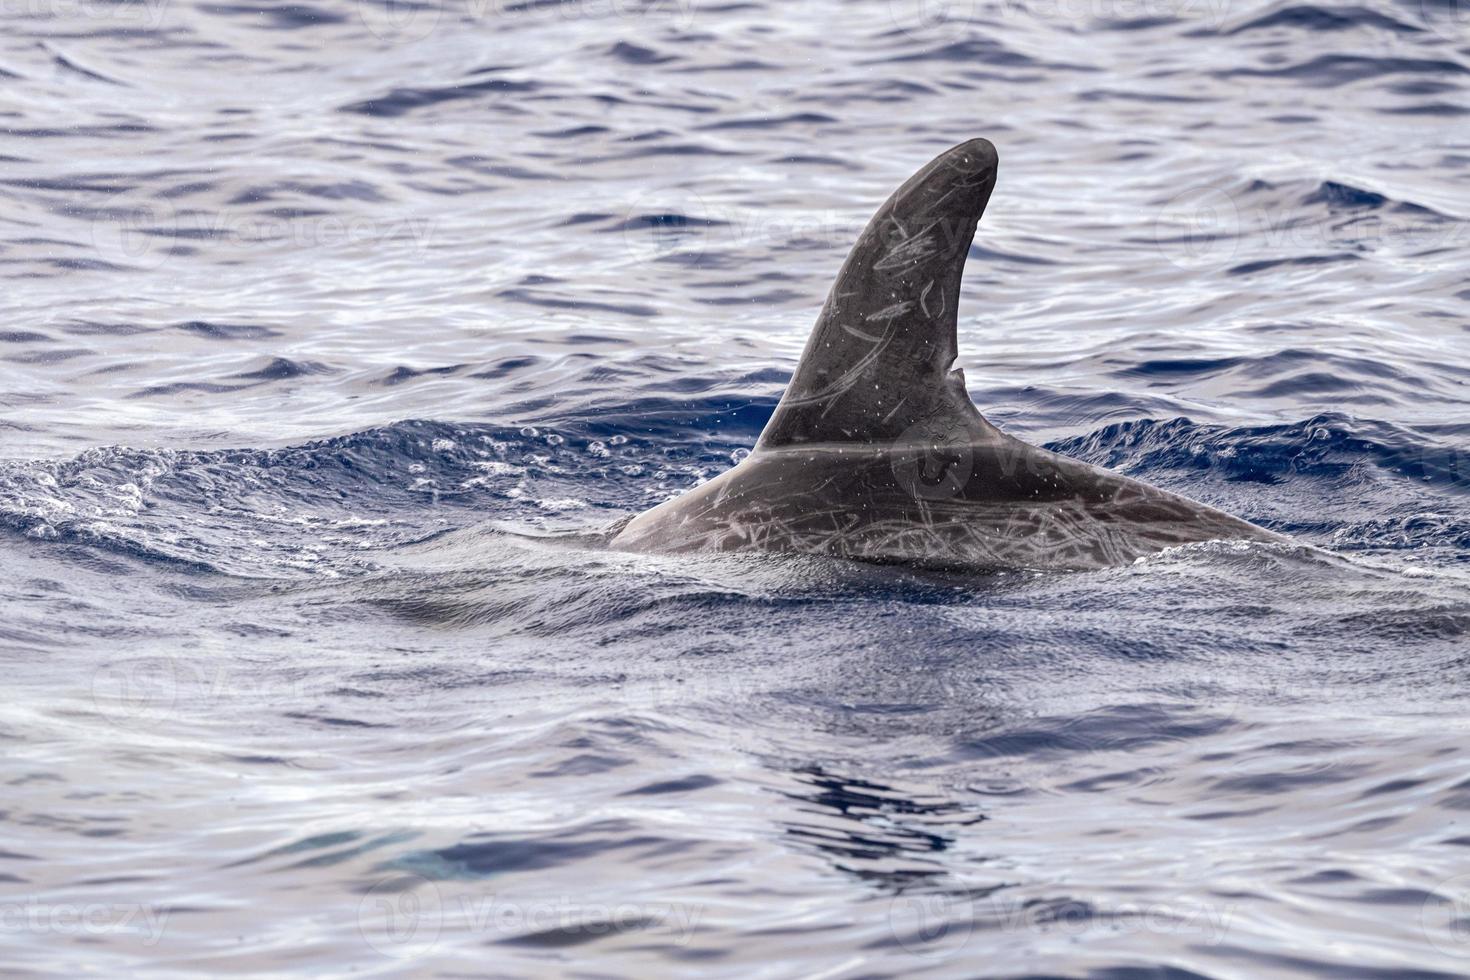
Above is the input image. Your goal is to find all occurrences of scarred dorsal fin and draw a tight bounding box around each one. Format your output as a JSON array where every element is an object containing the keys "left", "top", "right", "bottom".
[{"left": 756, "top": 138, "right": 1000, "bottom": 450}]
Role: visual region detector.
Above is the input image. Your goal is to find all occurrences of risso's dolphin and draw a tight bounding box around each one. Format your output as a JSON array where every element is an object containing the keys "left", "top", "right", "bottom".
[{"left": 611, "top": 138, "right": 1286, "bottom": 572}]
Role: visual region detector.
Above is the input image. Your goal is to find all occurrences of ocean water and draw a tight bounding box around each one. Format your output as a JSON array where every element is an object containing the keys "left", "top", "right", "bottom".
[{"left": 3, "top": 0, "right": 1470, "bottom": 975}]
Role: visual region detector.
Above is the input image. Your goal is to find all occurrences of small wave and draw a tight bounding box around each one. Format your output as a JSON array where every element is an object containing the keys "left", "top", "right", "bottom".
[
  {"left": 340, "top": 77, "right": 543, "bottom": 118},
  {"left": 232, "top": 357, "right": 334, "bottom": 381},
  {"left": 1216, "top": 53, "right": 1470, "bottom": 86},
  {"left": 1220, "top": 4, "right": 1425, "bottom": 36},
  {"left": 197, "top": 2, "right": 347, "bottom": 29},
  {"left": 605, "top": 41, "right": 678, "bottom": 66},
  {"left": 43, "top": 45, "right": 127, "bottom": 86},
  {"left": 1052, "top": 413, "right": 1470, "bottom": 496},
  {"left": 868, "top": 37, "right": 1038, "bottom": 69},
  {"left": 177, "top": 320, "right": 282, "bottom": 340},
  {"left": 1228, "top": 252, "right": 1360, "bottom": 276}
]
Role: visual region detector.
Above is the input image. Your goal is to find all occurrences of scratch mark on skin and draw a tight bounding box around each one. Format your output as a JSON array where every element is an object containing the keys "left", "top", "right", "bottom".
[
  {"left": 778, "top": 331, "right": 895, "bottom": 408},
  {"left": 866, "top": 302, "right": 914, "bottom": 324},
  {"left": 874, "top": 234, "right": 939, "bottom": 272},
  {"left": 840, "top": 321, "right": 885, "bottom": 343},
  {"left": 919, "top": 280, "right": 942, "bottom": 320}
]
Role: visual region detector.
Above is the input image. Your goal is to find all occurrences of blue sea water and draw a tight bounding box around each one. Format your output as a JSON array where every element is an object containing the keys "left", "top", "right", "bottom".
[{"left": 3, "top": 0, "right": 1470, "bottom": 974}]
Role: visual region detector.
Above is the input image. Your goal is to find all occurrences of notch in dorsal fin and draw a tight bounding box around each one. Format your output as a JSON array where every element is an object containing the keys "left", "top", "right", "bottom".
[{"left": 756, "top": 138, "right": 999, "bottom": 450}]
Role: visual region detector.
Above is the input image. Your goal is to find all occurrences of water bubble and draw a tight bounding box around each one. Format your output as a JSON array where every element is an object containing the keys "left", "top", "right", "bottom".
[
  {"left": 731, "top": 447, "right": 751, "bottom": 465},
  {"left": 588, "top": 441, "right": 610, "bottom": 458},
  {"left": 519, "top": 426, "right": 539, "bottom": 438},
  {"left": 545, "top": 434, "right": 565, "bottom": 447},
  {"left": 609, "top": 435, "right": 628, "bottom": 446},
  {"left": 431, "top": 438, "right": 456, "bottom": 452}
]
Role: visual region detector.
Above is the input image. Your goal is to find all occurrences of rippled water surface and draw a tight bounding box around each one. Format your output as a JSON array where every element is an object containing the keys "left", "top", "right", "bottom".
[{"left": 4, "top": 0, "right": 1470, "bottom": 975}]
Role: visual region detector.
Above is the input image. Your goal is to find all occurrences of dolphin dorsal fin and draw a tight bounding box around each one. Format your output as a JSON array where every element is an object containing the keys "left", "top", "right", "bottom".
[{"left": 756, "top": 139, "right": 999, "bottom": 451}]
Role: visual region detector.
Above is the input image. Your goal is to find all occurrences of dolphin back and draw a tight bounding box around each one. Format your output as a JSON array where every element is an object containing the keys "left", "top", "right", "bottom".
[{"left": 610, "top": 139, "right": 1287, "bottom": 571}]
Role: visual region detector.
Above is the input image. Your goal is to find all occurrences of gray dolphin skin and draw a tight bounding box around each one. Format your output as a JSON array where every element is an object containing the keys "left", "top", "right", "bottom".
[{"left": 610, "top": 138, "right": 1287, "bottom": 572}]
